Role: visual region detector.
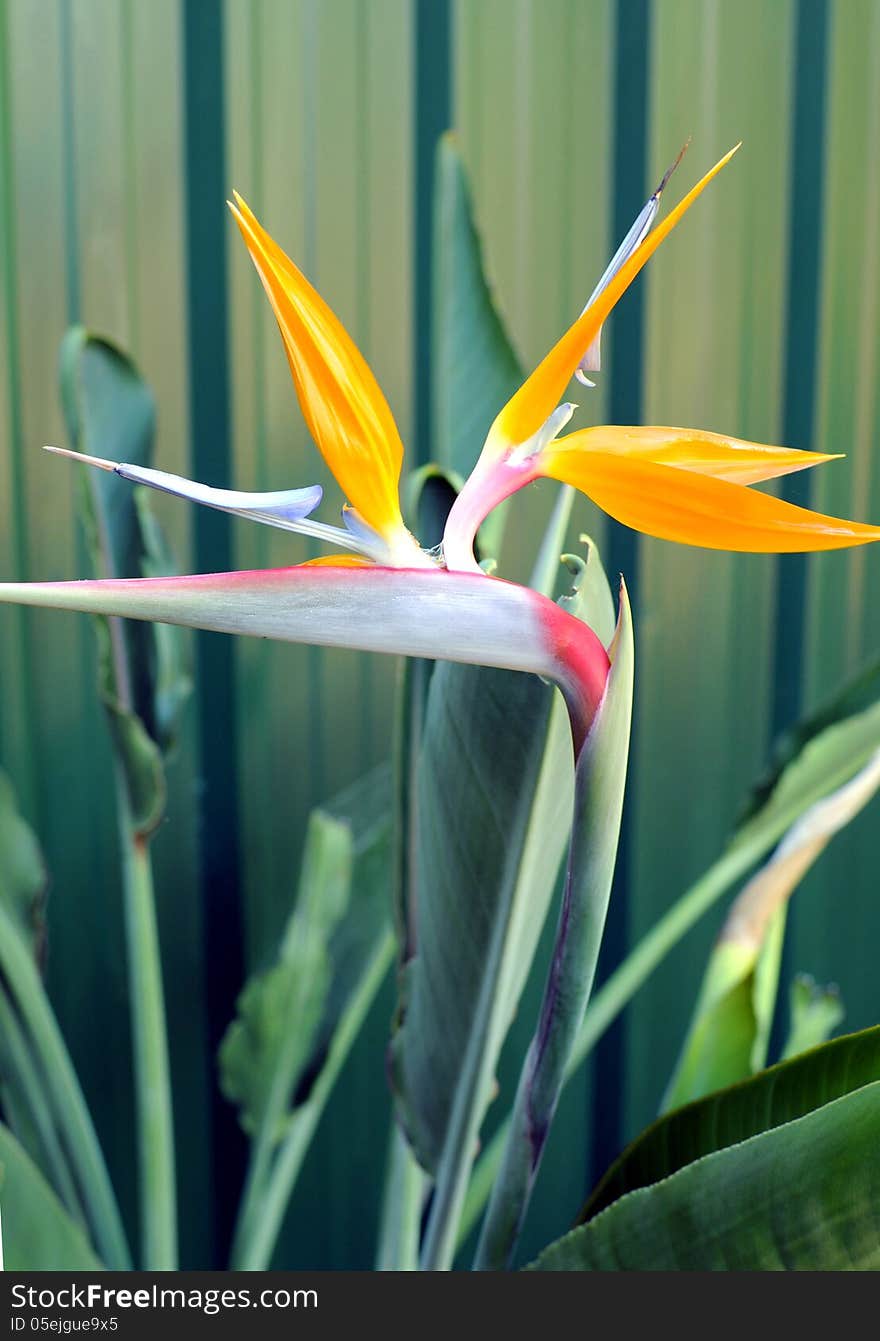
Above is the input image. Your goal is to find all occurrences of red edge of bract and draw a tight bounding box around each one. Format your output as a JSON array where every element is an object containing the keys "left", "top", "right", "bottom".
[{"left": 539, "top": 599, "right": 611, "bottom": 754}]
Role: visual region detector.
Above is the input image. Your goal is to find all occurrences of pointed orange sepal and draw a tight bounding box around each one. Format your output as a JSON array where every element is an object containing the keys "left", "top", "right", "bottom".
[
  {"left": 541, "top": 448, "right": 880, "bottom": 553},
  {"left": 489, "top": 146, "right": 741, "bottom": 452},
  {"left": 551, "top": 425, "right": 842, "bottom": 486},
  {"left": 229, "top": 193, "right": 407, "bottom": 542}
]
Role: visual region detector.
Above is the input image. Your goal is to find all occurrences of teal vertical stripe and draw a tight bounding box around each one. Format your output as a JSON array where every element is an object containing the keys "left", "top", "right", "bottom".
[
  {"left": 301, "top": 0, "right": 325, "bottom": 809},
  {"left": 590, "top": 0, "right": 652, "bottom": 1187},
  {"left": 0, "top": 0, "right": 37, "bottom": 812},
  {"left": 771, "top": 0, "right": 830, "bottom": 739},
  {"left": 768, "top": 0, "right": 831, "bottom": 1063},
  {"left": 59, "top": 0, "right": 80, "bottom": 326},
  {"left": 414, "top": 0, "right": 451, "bottom": 463},
  {"left": 181, "top": 0, "right": 245, "bottom": 1262}
]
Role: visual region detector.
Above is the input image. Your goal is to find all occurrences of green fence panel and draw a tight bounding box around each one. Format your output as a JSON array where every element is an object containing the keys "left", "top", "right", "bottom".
[
  {"left": 626, "top": 0, "right": 795, "bottom": 1140},
  {"left": 0, "top": 0, "right": 878, "bottom": 1269},
  {"left": 795, "top": 0, "right": 880, "bottom": 1033}
]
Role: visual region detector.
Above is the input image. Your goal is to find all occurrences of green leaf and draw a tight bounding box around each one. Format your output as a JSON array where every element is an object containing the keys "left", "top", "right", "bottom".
[
  {"left": 0, "top": 769, "right": 46, "bottom": 960},
  {"left": 432, "top": 134, "right": 523, "bottom": 558},
  {"left": 375, "top": 1125, "right": 426, "bottom": 1272},
  {"left": 134, "top": 489, "right": 193, "bottom": 748},
  {"left": 736, "top": 683, "right": 880, "bottom": 853},
  {"left": 663, "top": 748, "right": 880, "bottom": 1110},
  {"left": 583, "top": 1022, "right": 880, "bottom": 1222},
  {"left": 229, "top": 766, "right": 395, "bottom": 1269},
  {"left": 0, "top": 1123, "right": 103, "bottom": 1270},
  {"left": 742, "top": 656, "right": 880, "bottom": 824},
  {"left": 59, "top": 327, "right": 191, "bottom": 834},
  {"left": 0, "top": 776, "right": 81, "bottom": 1211},
  {"left": 474, "top": 581, "right": 633, "bottom": 1270},
  {"left": 391, "top": 661, "right": 556, "bottom": 1171},
  {"left": 219, "top": 809, "right": 353, "bottom": 1139},
  {"left": 391, "top": 542, "right": 610, "bottom": 1178},
  {"left": 531, "top": 1078, "right": 880, "bottom": 1270},
  {"left": 311, "top": 766, "right": 394, "bottom": 1065},
  {"left": 782, "top": 974, "right": 844, "bottom": 1061},
  {"left": 463, "top": 658, "right": 880, "bottom": 1243},
  {"left": 0, "top": 899, "right": 130, "bottom": 1267},
  {"left": 559, "top": 540, "right": 617, "bottom": 651},
  {"left": 402, "top": 464, "right": 462, "bottom": 551}
]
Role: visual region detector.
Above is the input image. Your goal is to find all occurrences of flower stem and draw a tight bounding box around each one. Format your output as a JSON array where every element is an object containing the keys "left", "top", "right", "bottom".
[
  {"left": 375, "top": 1124, "right": 426, "bottom": 1270},
  {"left": 116, "top": 775, "right": 177, "bottom": 1269}
]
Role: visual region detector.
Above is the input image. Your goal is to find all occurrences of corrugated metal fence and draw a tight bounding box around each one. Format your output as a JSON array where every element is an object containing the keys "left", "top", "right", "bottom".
[{"left": 0, "top": 0, "right": 878, "bottom": 1266}]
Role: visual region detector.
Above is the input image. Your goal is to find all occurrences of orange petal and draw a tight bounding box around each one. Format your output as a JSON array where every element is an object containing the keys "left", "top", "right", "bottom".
[
  {"left": 489, "top": 146, "right": 741, "bottom": 451},
  {"left": 551, "top": 425, "right": 842, "bottom": 486},
  {"left": 301, "top": 554, "right": 372, "bottom": 567},
  {"left": 229, "top": 193, "right": 406, "bottom": 541},
  {"left": 541, "top": 449, "right": 880, "bottom": 552}
]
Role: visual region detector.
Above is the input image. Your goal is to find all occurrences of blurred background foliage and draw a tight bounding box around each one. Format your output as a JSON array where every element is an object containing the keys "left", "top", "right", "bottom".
[{"left": 0, "top": 0, "right": 878, "bottom": 1267}]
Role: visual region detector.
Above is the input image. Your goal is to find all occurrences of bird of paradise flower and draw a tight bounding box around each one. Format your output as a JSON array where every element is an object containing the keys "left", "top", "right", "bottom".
[
  {"left": 3, "top": 140, "right": 879, "bottom": 1273},
  {"left": 6, "top": 143, "right": 876, "bottom": 752}
]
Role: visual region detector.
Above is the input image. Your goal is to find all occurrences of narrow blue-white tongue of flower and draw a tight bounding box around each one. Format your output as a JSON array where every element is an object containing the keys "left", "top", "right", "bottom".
[
  {"left": 509, "top": 401, "right": 576, "bottom": 464},
  {"left": 42, "top": 446, "right": 379, "bottom": 559},
  {"left": 575, "top": 138, "right": 691, "bottom": 387}
]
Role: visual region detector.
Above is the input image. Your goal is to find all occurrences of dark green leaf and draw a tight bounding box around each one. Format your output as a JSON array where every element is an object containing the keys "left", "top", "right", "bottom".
[
  {"left": 0, "top": 769, "right": 46, "bottom": 961},
  {"left": 59, "top": 327, "right": 191, "bottom": 834},
  {"left": 474, "top": 580, "right": 633, "bottom": 1268},
  {"left": 431, "top": 134, "right": 523, "bottom": 559},
  {"left": 740, "top": 657, "right": 880, "bottom": 825},
  {"left": 583, "top": 1022, "right": 880, "bottom": 1221},
  {"left": 0, "top": 1123, "right": 102, "bottom": 1269},
  {"left": 402, "top": 464, "right": 462, "bottom": 552},
  {"left": 532, "top": 1080, "right": 880, "bottom": 1270}
]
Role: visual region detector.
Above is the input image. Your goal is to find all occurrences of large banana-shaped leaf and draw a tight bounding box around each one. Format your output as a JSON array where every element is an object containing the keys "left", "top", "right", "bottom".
[
  {"left": 530, "top": 1079, "right": 880, "bottom": 1270},
  {"left": 583, "top": 1022, "right": 880, "bottom": 1221},
  {"left": 663, "top": 748, "right": 880, "bottom": 1109}
]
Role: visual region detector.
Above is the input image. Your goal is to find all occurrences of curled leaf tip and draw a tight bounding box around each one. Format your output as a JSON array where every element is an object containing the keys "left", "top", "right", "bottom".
[{"left": 655, "top": 136, "right": 692, "bottom": 197}]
